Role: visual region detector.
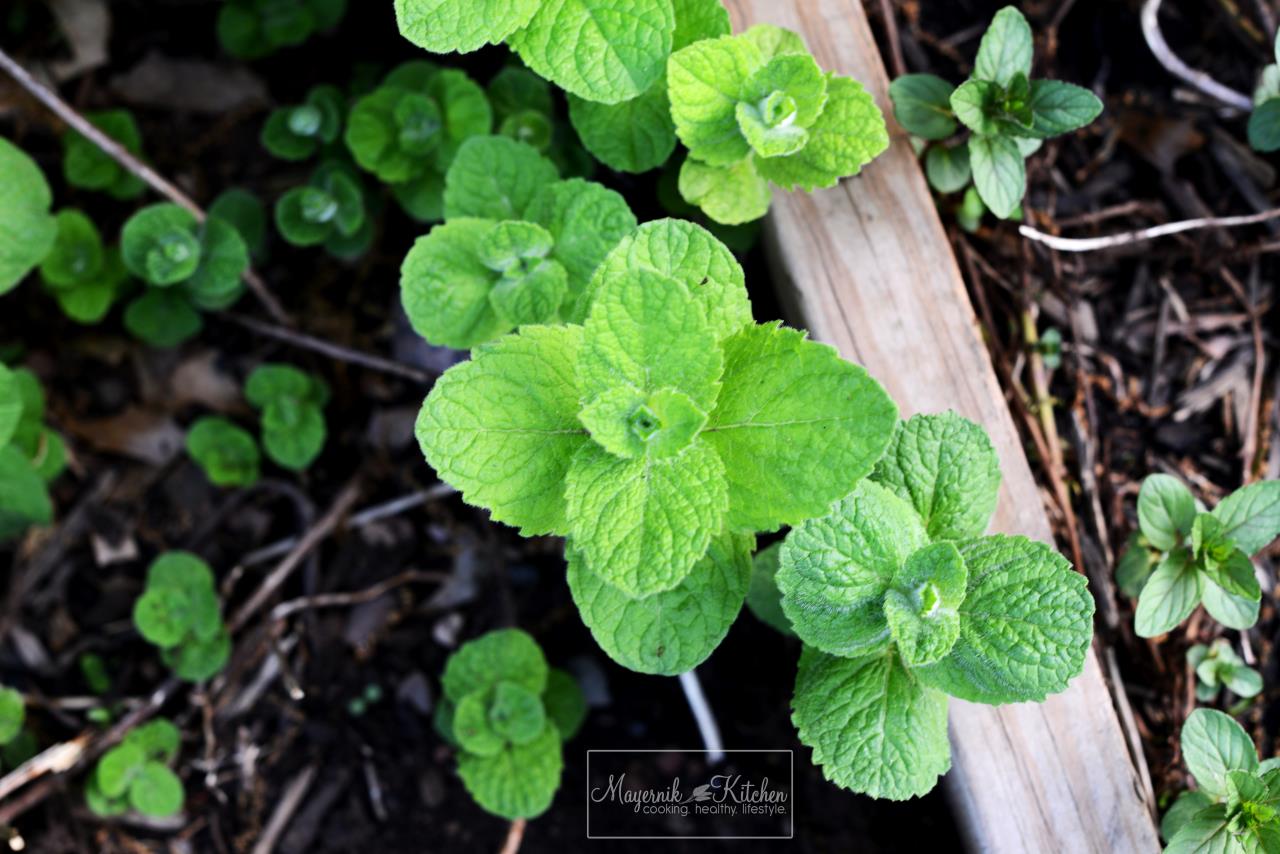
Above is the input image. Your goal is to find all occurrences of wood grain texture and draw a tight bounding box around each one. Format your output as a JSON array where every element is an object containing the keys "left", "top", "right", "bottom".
[{"left": 721, "top": 1, "right": 1162, "bottom": 851}]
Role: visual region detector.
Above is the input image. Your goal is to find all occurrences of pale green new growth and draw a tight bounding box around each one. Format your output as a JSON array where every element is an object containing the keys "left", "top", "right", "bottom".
[
  {"left": 86, "top": 719, "right": 185, "bottom": 818},
  {"left": 1188, "top": 639, "right": 1263, "bottom": 702},
  {"left": 132, "top": 552, "right": 230, "bottom": 682}
]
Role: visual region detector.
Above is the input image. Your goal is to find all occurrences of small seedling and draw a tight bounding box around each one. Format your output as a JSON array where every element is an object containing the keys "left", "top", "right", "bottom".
[
  {"left": 85, "top": 719, "right": 185, "bottom": 818},
  {"left": 435, "top": 629, "right": 585, "bottom": 819},
  {"left": 0, "top": 365, "right": 66, "bottom": 540},
  {"left": 489, "top": 65, "right": 593, "bottom": 178},
  {"left": 779, "top": 411, "right": 1093, "bottom": 799},
  {"left": 209, "top": 188, "right": 269, "bottom": 261},
  {"left": 274, "top": 162, "right": 367, "bottom": 255},
  {"left": 0, "top": 688, "right": 36, "bottom": 772},
  {"left": 1249, "top": 33, "right": 1280, "bottom": 152},
  {"left": 1121, "top": 474, "right": 1280, "bottom": 637},
  {"left": 0, "top": 138, "right": 57, "bottom": 296},
  {"left": 39, "top": 209, "right": 128, "bottom": 324},
  {"left": 400, "top": 135, "right": 636, "bottom": 348},
  {"left": 1188, "top": 639, "right": 1262, "bottom": 703},
  {"left": 132, "top": 552, "right": 230, "bottom": 682},
  {"left": 185, "top": 416, "right": 261, "bottom": 488},
  {"left": 888, "top": 6, "right": 1102, "bottom": 220},
  {"left": 245, "top": 363, "right": 329, "bottom": 471},
  {"left": 62, "top": 110, "right": 146, "bottom": 200},
  {"left": 261, "top": 85, "right": 345, "bottom": 161},
  {"left": 217, "top": 0, "right": 347, "bottom": 60},
  {"left": 1161, "top": 709, "right": 1280, "bottom": 853},
  {"left": 120, "top": 203, "right": 250, "bottom": 348}
]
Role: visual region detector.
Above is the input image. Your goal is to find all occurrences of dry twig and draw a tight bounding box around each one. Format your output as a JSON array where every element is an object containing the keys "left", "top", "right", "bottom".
[
  {"left": 1021, "top": 208, "right": 1280, "bottom": 252},
  {"left": 1140, "top": 0, "right": 1253, "bottom": 111}
]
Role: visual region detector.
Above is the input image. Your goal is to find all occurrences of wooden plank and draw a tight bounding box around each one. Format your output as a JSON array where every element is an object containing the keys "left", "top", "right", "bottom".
[{"left": 723, "top": 1, "right": 1162, "bottom": 851}]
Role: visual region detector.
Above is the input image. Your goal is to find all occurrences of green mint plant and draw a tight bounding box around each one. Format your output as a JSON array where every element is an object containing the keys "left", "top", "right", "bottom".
[
  {"left": 185, "top": 416, "right": 261, "bottom": 488},
  {"left": 400, "top": 135, "right": 636, "bottom": 348},
  {"left": 1161, "top": 709, "right": 1280, "bottom": 853},
  {"left": 1188, "top": 639, "right": 1262, "bottom": 703},
  {"left": 0, "top": 138, "right": 57, "bottom": 296},
  {"left": 417, "top": 219, "right": 899, "bottom": 673},
  {"left": 209, "top": 188, "right": 269, "bottom": 261},
  {"left": 0, "top": 365, "right": 66, "bottom": 541},
  {"left": 245, "top": 363, "right": 329, "bottom": 471},
  {"left": 345, "top": 62, "right": 491, "bottom": 223},
  {"left": 668, "top": 24, "right": 888, "bottom": 224},
  {"left": 217, "top": 0, "right": 347, "bottom": 60},
  {"left": 888, "top": 6, "right": 1102, "bottom": 220},
  {"left": 435, "top": 629, "right": 585, "bottom": 819},
  {"left": 62, "top": 110, "right": 146, "bottom": 200},
  {"left": 120, "top": 203, "right": 250, "bottom": 348},
  {"left": 745, "top": 541, "right": 794, "bottom": 636},
  {"left": 85, "top": 719, "right": 185, "bottom": 818},
  {"left": 1122, "top": 474, "right": 1280, "bottom": 637},
  {"left": 780, "top": 411, "right": 1094, "bottom": 799},
  {"left": 261, "top": 85, "right": 345, "bottom": 161},
  {"left": 39, "top": 209, "right": 128, "bottom": 324},
  {"left": 489, "top": 65, "right": 594, "bottom": 178},
  {"left": 132, "top": 552, "right": 230, "bottom": 682},
  {"left": 1249, "top": 33, "right": 1280, "bottom": 152},
  {"left": 274, "top": 162, "right": 367, "bottom": 255}
]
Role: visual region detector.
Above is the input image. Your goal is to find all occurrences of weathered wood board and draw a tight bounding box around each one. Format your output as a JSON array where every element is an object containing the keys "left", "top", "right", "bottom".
[{"left": 723, "top": 1, "right": 1162, "bottom": 851}]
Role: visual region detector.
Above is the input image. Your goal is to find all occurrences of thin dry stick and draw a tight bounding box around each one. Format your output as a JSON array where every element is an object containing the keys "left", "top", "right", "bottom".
[
  {"left": 499, "top": 818, "right": 527, "bottom": 854},
  {"left": 1140, "top": 0, "right": 1253, "bottom": 111},
  {"left": 269, "top": 569, "right": 448, "bottom": 621},
  {"left": 228, "top": 477, "right": 363, "bottom": 633},
  {"left": 1020, "top": 207, "right": 1280, "bottom": 252},
  {"left": 0, "top": 46, "right": 292, "bottom": 325},
  {"left": 219, "top": 312, "right": 435, "bottom": 385},
  {"left": 252, "top": 762, "right": 318, "bottom": 854},
  {"left": 874, "top": 0, "right": 906, "bottom": 79}
]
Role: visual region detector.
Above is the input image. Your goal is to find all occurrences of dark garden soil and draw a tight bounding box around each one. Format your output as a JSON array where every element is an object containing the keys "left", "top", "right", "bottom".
[{"left": 0, "top": 0, "right": 1276, "bottom": 851}]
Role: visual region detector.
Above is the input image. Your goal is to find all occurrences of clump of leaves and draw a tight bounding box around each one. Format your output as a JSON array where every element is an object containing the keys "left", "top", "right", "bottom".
[
  {"left": 62, "top": 110, "right": 146, "bottom": 200},
  {"left": 417, "top": 220, "right": 899, "bottom": 673},
  {"left": 669, "top": 24, "right": 888, "bottom": 224},
  {"left": 1188, "top": 639, "right": 1262, "bottom": 703},
  {"left": 132, "top": 552, "right": 230, "bottom": 682},
  {"left": 209, "top": 188, "right": 269, "bottom": 261},
  {"left": 85, "top": 719, "right": 185, "bottom": 818},
  {"left": 0, "top": 364, "right": 66, "bottom": 540},
  {"left": 0, "top": 138, "right": 57, "bottom": 296},
  {"left": 400, "top": 135, "right": 635, "bottom": 348},
  {"left": 1249, "top": 33, "right": 1280, "bottom": 152},
  {"left": 1161, "top": 709, "right": 1280, "bottom": 853},
  {"left": 217, "top": 0, "right": 347, "bottom": 60},
  {"left": 435, "top": 629, "right": 585, "bottom": 819},
  {"left": 888, "top": 6, "right": 1102, "bottom": 221},
  {"left": 39, "top": 209, "right": 128, "bottom": 324},
  {"left": 778, "top": 411, "right": 1093, "bottom": 799},
  {"left": 1121, "top": 474, "right": 1279, "bottom": 637},
  {"left": 345, "top": 61, "right": 491, "bottom": 223},
  {"left": 261, "top": 85, "right": 345, "bottom": 161},
  {"left": 185, "top": 416, "right": 261, "bottom": 488},
  {"left": 245, "top": 364, "right": 329, "bottom": 471},
  {"left": 489, "top": 65, "right": 594, "bottom": 178},
  {"left": 120, "top": 203, "right": 250, "bottom": 347},
  {"left": 274, "top": 161, "right": 369, "bottom": 258}
]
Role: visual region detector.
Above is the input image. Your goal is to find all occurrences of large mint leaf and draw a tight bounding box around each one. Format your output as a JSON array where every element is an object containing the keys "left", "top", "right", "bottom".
[
  {"left": 564, "top": 440, "right": 728, "bottom": 597},
  {"left": 0, "top": 139, "right": 57, "bottom": 295},
  {"left": 778, "top": 481, "right": 927, "bottom": 658},
  {"left": 509, "top": 0, "right": 676, "bottom": 105},
  {"left": 400, "top": 218, "right": 531, "bottom": 348},
  {"left": 678, "top": 157, "right": 771, "bottom": 226},
  {"left": 568, "top": 84, "right": 677, "bottom": 174},
  {"left": 872, "top": 411, "right": 1001, "bottom": 541},
  {"left": 394, "top": 0, "right": 539, "bottom": 53},
  {"left": 417, "top": 325, "right": 588, "bottom": 536},
  {"left": 1202, "top": 578, "right": 1261, "bottom": 631},
  {"left": 1212, "top": 481, "right": 1280, "bottom": 557},
  {"left": 1162, "top": 805, "right": 1232, "bottom": 854},
  {"left": 914, "top": 534, "right": 1093, "bottom": 704},
  {"left": 793, "top": 647, "right": 950, "bottom": 800},
  {"left": 673, "top": 0, "right": 730, "bottom": 49},
  {"left": 566, "top": 529, "right": 752, "bottom": 674},
  {"left": 442, "top": 628, "right": 549, "bottom": 704},
  {"left": 578, "top": 268, "right": 722, "bottom": 409},
  {"left": 888, "top": 74, "right": 957, "bottom": 140},
  {"left": 968, "top": 134, "right": 1024, "bottom": 219},
  {"left": 884, "top": 542, "right": 967, "bottom": 667},
  {"left": 581, "top": 218, "right": 751, "bottom": 337},
  {"left": 1134, "top": 548, "right": 1201, "bottom": 637},
  {"left": 668, "top": 35, "right": 763, "bottom": 166},
  {"left": 753, "top": 75, "right": 888, "bottom": 192},
  {"left": 525, "top": 178, "right": 637, "bottom": 306},
  {"left": 1026, "top": 80, "right": 1103, "bottom": 137},
  {"left": 444, "top": 136, "right": 559, "bottom": 221},
  {"left": 1182, "top": 709, "right": 1259, "bottom": 799},
  {"left": 458, "top": 721, "right": 563, "bottom": 819},
  {"left": 973, "top": 6, "right": 1033, "bottom": 87},
  {"left": 704, "top": 322, "right": 898, "bottom": 532},
  {"left": 1138, "top": 473, "right": 1197, "bottom": 551}
]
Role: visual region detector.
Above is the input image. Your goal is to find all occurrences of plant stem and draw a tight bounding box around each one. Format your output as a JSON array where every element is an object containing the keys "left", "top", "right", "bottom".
[
  {"left": 678, "top": 669, "right": 724, "bottom": 765},
  {"left": 1020, "top": 207, "right": 1280, "bottom": 252}
]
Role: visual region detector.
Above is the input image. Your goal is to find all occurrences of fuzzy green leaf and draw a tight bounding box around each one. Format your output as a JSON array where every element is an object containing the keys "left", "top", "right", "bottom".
[
  {"left": 924, "top": 144, "right": 971, "bottom": 194},
  {"left": 543, "top": 669, "right": 586, "bottom": 741},
  {"left": 400, "top": 218, "right": 511, "bottom": 349},
  {"left": 96, "top": 742, "right": 144, "bottom": 798},
  {"left": 129, "top": 762, "right": 184, "bottom": 817},
  {"left": 525, "top": 178, "right": 637, "bottom": 307},
  {"left": 40, "top": 210, "right": 104, "bottom": 289},
  {"left": 740, "top": 24, "right": 807, "bottom": 60},
  {"left": 394, "top": 0, "right": 540, "bottom": 53},
  {"left": 162, "top": 629, "right": 230, "bottom": 682},
  {"left": 883, "top": 542, "right": 967, "bottom": 667},
  {"left": 133, "top": 587, "right": 195, "bottom": 648},
  {"left": 426, "top": 69, "right": 494, "bottom": 168},
  {"left": 567, "top": 529, "right": 751, "bottom": 674},
  {"left": 968, "top": 135, "right": 1025, "bottom": 219},
  {"left": 0, "top": 447, "right": 42, "bottom": 541},
  {"left": 0, "top": 138, "right": 57, "bottom": 296},
  {"left": 458, "top": 721, "right": 562, "bottom": 819},
  {"left": 62, "top": 110, "right": 145, "bottom": 199},
  {"left": 677, "top": 156, "right": 771, "bottom": 225},
  {"left": 509, "top": 0, "right": 676, "bottom": 105},
  {"left": 121, "top": 204, "right": 201, "bottom": 287},
  {"left": 888, "top": 74, "right": 957, "bottom": 140},
  {"left": 444, "top": 136, "right": 560, "bottom": 220},
  {"left": 418, "top": 325, "right": 588, "bottom": 536},
  {"left": 1212, "top": 481, "right": 1280, "bottom": 557},
  {"left": 489, "top": 681, "right": 547, "bottom": 745},
  {"left": 871, "top": 411, "right": 1002, "bottom": 541},
  {"left": 210, "top": 189, "right": 268, "bottom": 259},
  {"left": 1138, "top": 473, "right": 1197, "bottom": 551},
  {"left": 705, "top": 322, "right": 898, "bottom": 533},
  {"left": 0, "top": 688, "right": 23, "bottom": 746},
  {"left": 185, "top": 217, "right": 249, "bottom": 310},
  {"left": 261, "top": 399, "right": 326, "bottom": 471},
  {"left": 488, "top": 68, "right": 554, "bottom": 122},
  {"left": 344, "top": 86, "right": 442, "bottom": 183},
  {"left": 186, "top": 416, "right": 260, "bottom": 488},
  {"left": 973, "top": 6, "right": 1033, "bottom": 87},
  {"left": 454, "top": 692, "right": 506, "bottom": 756},
  {"left": 124, "top": 720, "right": 181, "bottom": 764},
  {"left": 914, "top": 535, "right": 1093, "bottom": 703},
  {"left": 569, "top": 84, "right": 677, "bottom": 173},
  {"left": 668, "top": 35, "right": 763, "bottom": 166},
  {"left": 1182, "top": 709, "right": 1259, "bottom": 799},
  {"left": 746, "top": 541, "right": 794, "bottom": 636},
  {"left": 793, "top": 647, "right": 951, "bottom": 800},
  {"left": 443, "top": 629, "right": 549, "bottom": 704}
]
